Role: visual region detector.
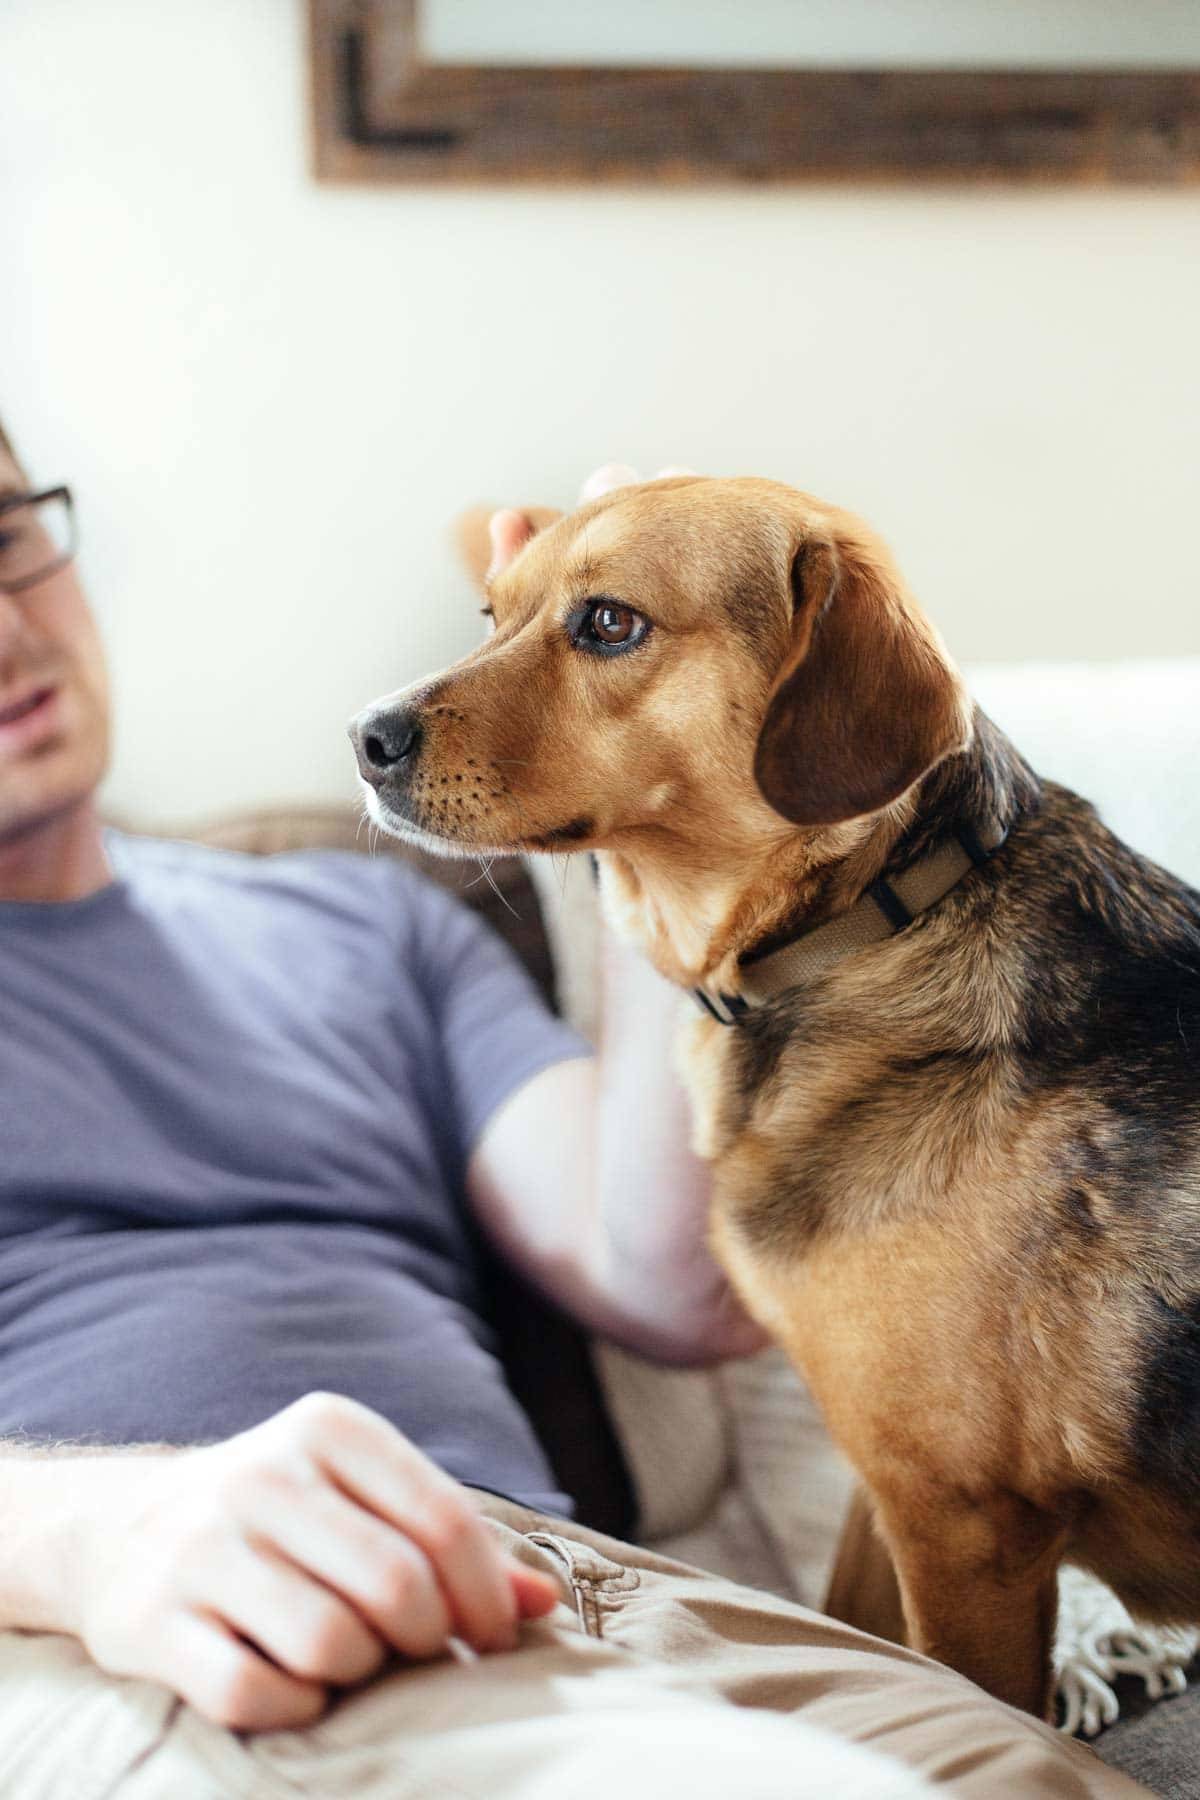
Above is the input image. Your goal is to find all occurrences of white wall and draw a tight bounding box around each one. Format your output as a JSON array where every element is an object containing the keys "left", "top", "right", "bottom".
[{"left": 2, "top": 0, "right": 1197, "bottom": 822}]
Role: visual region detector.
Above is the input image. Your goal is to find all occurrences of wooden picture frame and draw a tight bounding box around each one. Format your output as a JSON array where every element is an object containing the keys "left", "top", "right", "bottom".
[{"left": 309, "top": 0, "right": 1200, "bottom": 186}]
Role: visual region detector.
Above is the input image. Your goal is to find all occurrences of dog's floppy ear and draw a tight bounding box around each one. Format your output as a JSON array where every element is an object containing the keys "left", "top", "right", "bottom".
[
  {"left": 454, "top": 505, "right": 562, "bottom": 592},
  {"left": 753, "top": 522, "right": 970, "bottom": 826}
]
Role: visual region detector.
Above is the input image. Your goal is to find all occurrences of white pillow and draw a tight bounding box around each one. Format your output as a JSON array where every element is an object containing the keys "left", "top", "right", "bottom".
[{"left": 968, "top": 656, "right": 1200, "bottom": 888}]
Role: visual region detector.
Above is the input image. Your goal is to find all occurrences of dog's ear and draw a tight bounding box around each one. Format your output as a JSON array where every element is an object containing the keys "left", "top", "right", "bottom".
[
  {"left": 454, "top": 505, "right": 563, "bottom": 592},
  {"left": 753, "top": 522, "right": 970, "bottom": 826}
]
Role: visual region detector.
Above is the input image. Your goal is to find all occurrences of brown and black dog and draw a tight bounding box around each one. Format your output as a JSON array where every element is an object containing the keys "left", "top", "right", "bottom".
[{"left": 350, "top": 476, "right": 1200, "bottom": 1719}]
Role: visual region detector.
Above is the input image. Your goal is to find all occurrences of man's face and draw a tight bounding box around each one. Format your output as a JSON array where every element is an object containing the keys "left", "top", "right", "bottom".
[{"left": 0, "top": 447, "right": 111, "bottom": 843}]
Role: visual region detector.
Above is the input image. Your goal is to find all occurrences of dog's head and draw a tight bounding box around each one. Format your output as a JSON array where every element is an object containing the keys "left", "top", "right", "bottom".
[{"left": 350, "top": 477, "right": 971, "bottom": 864}]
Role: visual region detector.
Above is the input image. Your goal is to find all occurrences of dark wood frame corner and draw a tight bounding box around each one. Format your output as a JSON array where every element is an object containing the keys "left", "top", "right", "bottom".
[{"left": 309, "top": 0, "right": 1200, "bottom": 186}]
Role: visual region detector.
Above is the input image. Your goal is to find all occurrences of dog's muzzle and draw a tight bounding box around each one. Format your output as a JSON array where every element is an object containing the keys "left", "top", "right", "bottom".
[{"left": 348, "top": 705, "right": 422, "bottom": 791}]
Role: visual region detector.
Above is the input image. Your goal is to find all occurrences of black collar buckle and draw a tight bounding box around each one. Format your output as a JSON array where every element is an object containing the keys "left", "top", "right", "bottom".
[{"left": 693, "top": 988, "right": 750, "bottom": 1027}]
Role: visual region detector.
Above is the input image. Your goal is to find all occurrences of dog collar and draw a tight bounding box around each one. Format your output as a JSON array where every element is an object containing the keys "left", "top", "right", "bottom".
[{"left": 693, "top": 819, "right": 1008, "bottom": 1027}]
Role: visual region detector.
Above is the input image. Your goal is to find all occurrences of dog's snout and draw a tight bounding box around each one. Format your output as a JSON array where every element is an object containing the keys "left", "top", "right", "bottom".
[{"left": 349, "top": 707, "right": 422, "bottom": 787}]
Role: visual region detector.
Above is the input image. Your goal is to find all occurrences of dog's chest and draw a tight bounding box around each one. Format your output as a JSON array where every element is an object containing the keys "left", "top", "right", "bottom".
[
  {"left": 677, "top": 1007, "right": 1106, "bottom": 1488},
  {"left": 677, "top": 1001, "right": 1010, "bottom": 1250}
]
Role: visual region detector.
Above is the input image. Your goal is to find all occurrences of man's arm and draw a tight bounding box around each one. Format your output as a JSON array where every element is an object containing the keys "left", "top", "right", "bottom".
[
  {"left": 0, "top": 1395, "right": 557, "bottom": 1729},
  {"left": 466, "top": 927, "right": 769, "bottom": 1366}
]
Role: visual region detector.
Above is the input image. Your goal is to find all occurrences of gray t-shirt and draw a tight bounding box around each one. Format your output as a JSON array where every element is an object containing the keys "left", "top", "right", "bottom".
[{"left": 0, "top": 832, "right": 588, "bottom": 1514}]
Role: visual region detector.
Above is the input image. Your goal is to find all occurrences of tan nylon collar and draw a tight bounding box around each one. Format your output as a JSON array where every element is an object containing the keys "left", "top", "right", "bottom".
[{"left": 694, "top": 819, "right": 1007, "bottom": 1026}]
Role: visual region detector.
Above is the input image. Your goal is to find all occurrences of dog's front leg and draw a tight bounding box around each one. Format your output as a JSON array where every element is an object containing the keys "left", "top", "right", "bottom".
[{"left": 871, "top": 1488, "right": 1063, "bottom": 1719}]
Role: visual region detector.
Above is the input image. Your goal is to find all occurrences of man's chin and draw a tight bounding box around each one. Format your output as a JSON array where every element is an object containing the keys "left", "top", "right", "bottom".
[{"left": 0, "top": 741, "right": 109, "bottom": 849}]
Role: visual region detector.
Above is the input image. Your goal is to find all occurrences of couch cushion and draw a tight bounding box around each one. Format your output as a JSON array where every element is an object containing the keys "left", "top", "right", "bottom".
[{"left": 1090, "top": 1674, "right": 1200, "bottom": 1793}]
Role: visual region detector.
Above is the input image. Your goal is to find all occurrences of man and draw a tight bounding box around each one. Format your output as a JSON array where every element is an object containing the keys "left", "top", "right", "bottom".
[{"left": 0, "top": 418, "right": 1142, "bottom": 1797}]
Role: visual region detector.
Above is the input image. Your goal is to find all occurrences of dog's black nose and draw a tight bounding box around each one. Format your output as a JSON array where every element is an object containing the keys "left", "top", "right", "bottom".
[{"left": 349, "top": 706, "right": 422, "bottom": 787}]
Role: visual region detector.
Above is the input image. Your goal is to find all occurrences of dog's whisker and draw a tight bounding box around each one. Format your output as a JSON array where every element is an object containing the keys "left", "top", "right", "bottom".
[{"left": 467, "top": 854, "right": 520, "bottom": 919}]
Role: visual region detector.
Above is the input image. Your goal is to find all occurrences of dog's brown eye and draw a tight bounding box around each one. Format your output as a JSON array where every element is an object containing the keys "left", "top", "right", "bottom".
[
  {"left": 592, "top": 603, "right": 636, "bottom": 644},
  {"left": 567, "top": 597, "right": 651, "bottom": 657}
]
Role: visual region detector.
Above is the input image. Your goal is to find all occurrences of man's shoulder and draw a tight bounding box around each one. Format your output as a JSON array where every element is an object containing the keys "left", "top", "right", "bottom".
[{"left": 107, "top": 829, "right": 447, "bottom": 931}]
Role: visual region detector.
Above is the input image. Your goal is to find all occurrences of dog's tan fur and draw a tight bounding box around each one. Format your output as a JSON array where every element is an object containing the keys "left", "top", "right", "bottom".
[{"left": 356, "top": 477, "right": 1200, "bottom": 1718}]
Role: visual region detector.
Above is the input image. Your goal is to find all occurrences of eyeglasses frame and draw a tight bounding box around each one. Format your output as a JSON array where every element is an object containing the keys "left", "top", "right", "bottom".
[{"left": 0, "top": 486, "right": 77, "bottom": 595}]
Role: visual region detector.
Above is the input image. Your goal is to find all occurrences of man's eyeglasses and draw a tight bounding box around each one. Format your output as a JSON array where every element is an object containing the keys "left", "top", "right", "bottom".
[{"left": 0, "top": 487, "right": 77, "bottom": 595}]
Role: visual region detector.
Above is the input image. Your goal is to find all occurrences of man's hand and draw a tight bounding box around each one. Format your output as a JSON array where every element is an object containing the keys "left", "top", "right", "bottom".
[
  {"left": 65, "top": 1393, "right": 559, "bottom": 1732},
  {"left": 474, "top": 464, "right": 698, "bottom": 590},
  {"left": 576, "top": 462, "right": 696, "bottom": 503}
]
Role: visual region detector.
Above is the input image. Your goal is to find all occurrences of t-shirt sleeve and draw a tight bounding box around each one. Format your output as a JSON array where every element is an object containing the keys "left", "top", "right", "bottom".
[{"left": 405, "top": 873, "right": 591, "bottom": 1162}]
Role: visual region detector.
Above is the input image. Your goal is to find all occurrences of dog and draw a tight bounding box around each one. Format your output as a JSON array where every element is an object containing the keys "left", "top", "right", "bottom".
[{"left": 350, "top": 475, "right": 1200, "bottom": 1719}]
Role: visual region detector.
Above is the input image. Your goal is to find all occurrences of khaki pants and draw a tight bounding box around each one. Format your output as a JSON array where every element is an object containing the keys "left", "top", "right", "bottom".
[{"left": 0, "top": 1494, "right": 1147, "bottom": 1799}]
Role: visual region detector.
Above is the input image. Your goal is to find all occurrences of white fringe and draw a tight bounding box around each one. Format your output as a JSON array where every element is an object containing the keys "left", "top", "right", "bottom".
[{"left": 1055, "top": 1565, "right": 1199, "bottom": 1737}]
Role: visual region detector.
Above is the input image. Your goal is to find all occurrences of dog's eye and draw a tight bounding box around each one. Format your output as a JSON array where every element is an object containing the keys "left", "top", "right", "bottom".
[
  {"left": 569, "top": 598, "right": 650, "bottom": 657},
  {"left": 592, "top": 604, "right": 636, "bottom": 644}
]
